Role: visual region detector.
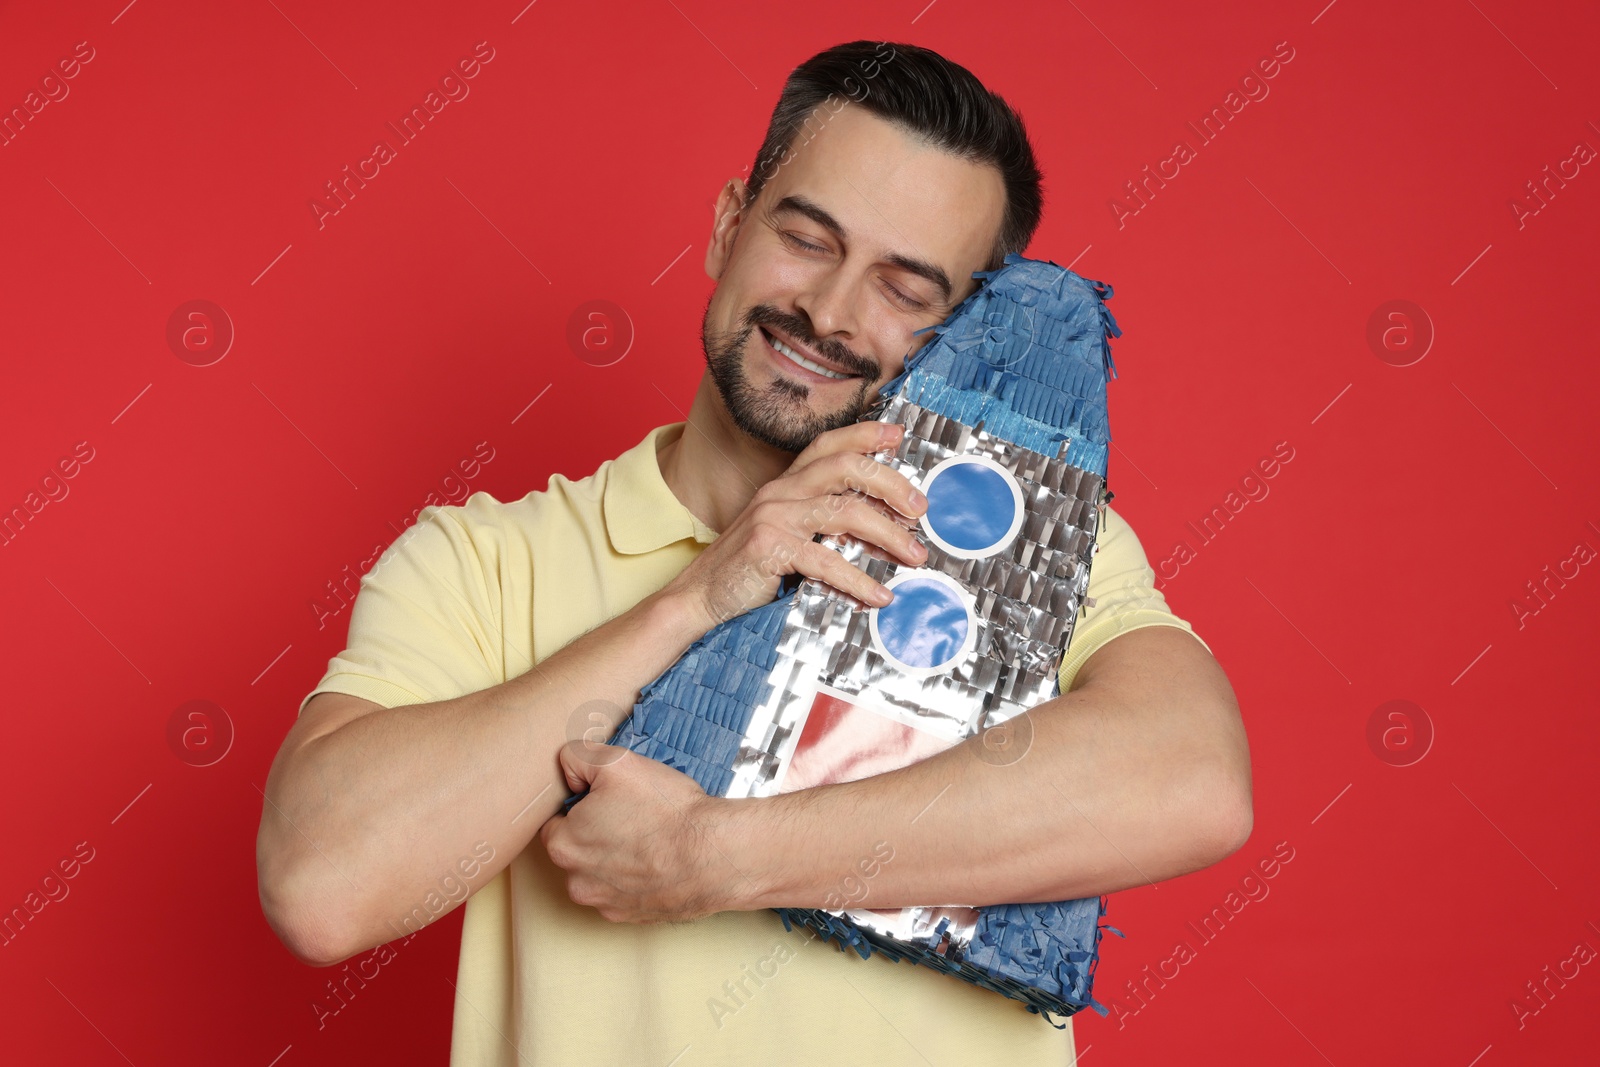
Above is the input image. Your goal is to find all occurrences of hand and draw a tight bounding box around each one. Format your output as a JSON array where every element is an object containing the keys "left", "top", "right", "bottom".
[
  {"left": 661, "top": 420, "right": 930, "bottom": 633},
  {"left": 538, "top": 741, "right": 753, "bottom": 924}
]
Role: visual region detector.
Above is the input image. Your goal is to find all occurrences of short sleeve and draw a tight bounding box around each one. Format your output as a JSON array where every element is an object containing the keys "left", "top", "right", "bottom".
[
  {"left": 1056, "top": 504, "right": 1211, "bottom": 692},
  {"left": 298, "top": 505, "right": 505, "bottom": 717}
]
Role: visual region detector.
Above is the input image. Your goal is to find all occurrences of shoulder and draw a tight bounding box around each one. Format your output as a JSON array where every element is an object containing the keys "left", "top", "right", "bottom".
[
  {"left": 1093, "top": 502, "right": 1147, "bottom": 555},
  {"left": 388, "top": 423, "right": 669, "bottom": 575},
  {"left": 1082, "top": 503, "right": 1180, "bottom": 616},
  {"left": 1058, "top": 503, "right": 1212, "bottom": 690},
  {"left": 1080, "top": 502, "right": 1160, "bottom": 595},
  {"left": 423, "top": 439, "right": 644, "bottom": 570}
]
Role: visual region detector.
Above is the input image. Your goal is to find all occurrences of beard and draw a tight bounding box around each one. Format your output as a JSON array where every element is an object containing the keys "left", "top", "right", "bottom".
[{"left": 701, "top": 298, "right": 879, "bottom": 454}]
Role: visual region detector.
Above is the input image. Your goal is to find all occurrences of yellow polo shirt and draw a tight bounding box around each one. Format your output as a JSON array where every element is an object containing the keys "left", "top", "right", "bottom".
[{"left": 300, "top": 420, "right": 1209, "bottom": 1066}]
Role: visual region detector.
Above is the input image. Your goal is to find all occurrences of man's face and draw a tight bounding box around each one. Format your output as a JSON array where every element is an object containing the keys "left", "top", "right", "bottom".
[{"left": 701, "top": 104, "right": 1007, "bottom": 454}]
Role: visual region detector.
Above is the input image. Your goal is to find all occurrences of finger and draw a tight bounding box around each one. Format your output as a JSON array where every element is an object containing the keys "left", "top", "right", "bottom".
[
  {"left": 804, "top": 494, "right": 927, "bottom": 568},
  {"left": 776, "top": 449, "right": 927, "bottom": 522},
  {"left": 789, "top": 420, "right": 903, "bottom": 474},
  {"left": 812, "top": 451, "right": 928, "bottom": 521},
  {"left": 792, "top": 539, "right": 897, "bottom": 606},
  {"left": 558, "top": 739, "right": 603, "bottom": 794}
]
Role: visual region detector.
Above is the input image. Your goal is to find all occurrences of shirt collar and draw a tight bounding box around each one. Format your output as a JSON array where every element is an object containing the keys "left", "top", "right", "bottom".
[{"left": 603, "top": 421, "right": 720, "bottom": 555}]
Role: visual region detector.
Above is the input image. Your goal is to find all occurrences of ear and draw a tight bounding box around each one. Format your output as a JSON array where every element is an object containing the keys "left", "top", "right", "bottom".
[{"left": 705, "top": 178, "right": 750, "bottom": 281}]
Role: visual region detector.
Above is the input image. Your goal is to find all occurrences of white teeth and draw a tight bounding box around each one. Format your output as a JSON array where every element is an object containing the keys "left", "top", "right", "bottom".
[{"left": 767, "top": 330, "right": 850, "bottom": 379}]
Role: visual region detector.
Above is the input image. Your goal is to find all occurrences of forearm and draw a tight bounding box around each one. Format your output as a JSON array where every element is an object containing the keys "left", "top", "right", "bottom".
[
  {"left": 266, "top": 587, "right": 705, "bottom": 961},
  {"left": 712, "top": 627, "right": 1251, "bottom": 911}
]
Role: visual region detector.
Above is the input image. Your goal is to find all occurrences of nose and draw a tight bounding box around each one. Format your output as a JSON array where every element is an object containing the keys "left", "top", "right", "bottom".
[{"left": 792, "top": 263, "right": 861, "bottom": 348}]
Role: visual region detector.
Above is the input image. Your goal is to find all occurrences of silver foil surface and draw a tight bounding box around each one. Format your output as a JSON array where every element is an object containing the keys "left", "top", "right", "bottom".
[{"left": 720, "top": 394, "right": 1106, "bottom": 963}]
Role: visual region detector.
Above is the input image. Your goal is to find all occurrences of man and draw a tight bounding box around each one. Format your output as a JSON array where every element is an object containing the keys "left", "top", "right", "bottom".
[{"left": 257, "top": 39, "right": 1251, "bottom": 1066}]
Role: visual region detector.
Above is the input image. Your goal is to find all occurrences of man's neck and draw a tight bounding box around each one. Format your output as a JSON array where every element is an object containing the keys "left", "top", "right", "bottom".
[{"left": 657, "top": 374, "right": 798, "bottom": 535}]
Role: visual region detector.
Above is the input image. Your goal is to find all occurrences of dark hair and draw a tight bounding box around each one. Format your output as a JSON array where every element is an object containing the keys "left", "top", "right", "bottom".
[{"left": 743, "top": 40, "right": 1043, "bottom": 272}]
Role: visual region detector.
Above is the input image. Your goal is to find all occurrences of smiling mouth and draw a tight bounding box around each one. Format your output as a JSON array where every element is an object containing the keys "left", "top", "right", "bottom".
[{"left": 759, "top": 326, "right": 857, "bottom": 381}]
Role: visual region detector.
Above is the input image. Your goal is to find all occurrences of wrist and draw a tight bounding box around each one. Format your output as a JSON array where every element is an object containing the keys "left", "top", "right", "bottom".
[
  {"left": 644, "top": 582, "right": 716, "bottom": 646},
  {"left": 696, "top": 795, "right": 781, "bottom": 913}
]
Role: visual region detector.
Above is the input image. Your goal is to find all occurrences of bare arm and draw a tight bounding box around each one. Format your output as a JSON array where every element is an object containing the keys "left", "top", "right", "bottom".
[
  {"left": 539, "top": 623, "right": 1252, "bottom": 922},
  {"left": 256, "top": 585, "right": 702, "bottom": 967},
  {"left": 717, "top": 623, "right": 1253, "bottom": 909},
  {"left": 257, "top": 420, "right": 928, "bottom": 966}
]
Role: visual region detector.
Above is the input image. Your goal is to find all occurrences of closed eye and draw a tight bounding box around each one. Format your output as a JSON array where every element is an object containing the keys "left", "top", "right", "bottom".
[
  {"left": 879, "top": 280, "right": 925, "bottom": 310},
  {"left": 782, "top": 232, "right": 828, "bottom": 254},
  {"left": 782, "top": 233, "right": 927, "bottom": 311}
]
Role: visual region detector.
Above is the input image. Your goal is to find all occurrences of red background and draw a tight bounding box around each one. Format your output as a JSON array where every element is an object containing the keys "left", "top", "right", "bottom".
[{"left": 2, "top": 1, "right": 1596, "bottom": 1063}]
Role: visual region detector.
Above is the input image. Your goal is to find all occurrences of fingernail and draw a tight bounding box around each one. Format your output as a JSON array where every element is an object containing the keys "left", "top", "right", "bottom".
[{"left": 910, "top": 489, "right": 927, "bottom": 510}]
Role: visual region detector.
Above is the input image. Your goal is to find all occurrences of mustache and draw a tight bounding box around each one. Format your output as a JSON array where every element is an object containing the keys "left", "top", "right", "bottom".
[{"left": 745, "top": 305, "right": 878, "bottom": 378}]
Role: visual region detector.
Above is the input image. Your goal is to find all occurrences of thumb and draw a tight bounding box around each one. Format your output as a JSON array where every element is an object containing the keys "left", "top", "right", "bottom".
[{"left": 558, "top": 738, "right": 613, "bottom": 794}]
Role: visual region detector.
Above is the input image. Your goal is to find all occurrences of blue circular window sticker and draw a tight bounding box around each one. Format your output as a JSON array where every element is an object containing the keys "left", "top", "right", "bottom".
[
  {"left": 919, "top": 455, "right": 1024, "bottom": 559},
  {"left": 869, "top": 570, "right": 977, "bottom": 675}
]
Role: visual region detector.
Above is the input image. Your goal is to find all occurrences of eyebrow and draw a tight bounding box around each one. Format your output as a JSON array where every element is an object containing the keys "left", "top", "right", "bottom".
[{"left": 771, "top": 193, "right": 954, "bottom": 304}]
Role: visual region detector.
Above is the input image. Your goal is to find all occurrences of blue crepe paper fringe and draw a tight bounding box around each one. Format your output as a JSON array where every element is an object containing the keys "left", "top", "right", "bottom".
[
  {"left": 567, "top": 253, "right": 1125, "bottom": 1022},
  {"left": 879, "top": 252, "right": 1119, "bottom": 479}
]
